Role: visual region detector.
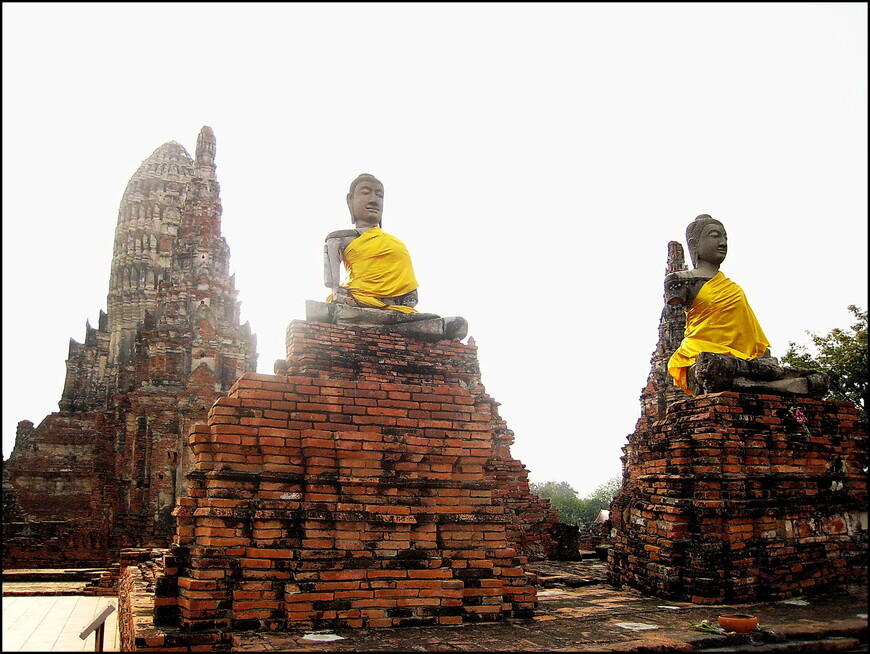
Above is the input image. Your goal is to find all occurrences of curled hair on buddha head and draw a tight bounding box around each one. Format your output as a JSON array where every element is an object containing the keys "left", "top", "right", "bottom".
[
  {"left": 686, "top": 214, "right": 724, "bottom": 267},
  {"left": 348, "top": 173, "right": 383, "bottom": 196}
]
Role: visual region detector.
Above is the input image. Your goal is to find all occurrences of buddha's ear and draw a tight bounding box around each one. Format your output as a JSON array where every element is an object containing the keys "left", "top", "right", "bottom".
[
  {"left": 346, "top": 193, "right": 354, "bottom": 222},
  {"left": 685, "top": 238, "right": 696, "bottom": 266}
]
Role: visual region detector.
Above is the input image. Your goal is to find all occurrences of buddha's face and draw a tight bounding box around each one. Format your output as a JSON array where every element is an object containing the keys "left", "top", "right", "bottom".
[
  {"left": 694, "top": 222, "right": 728, "bottom": 266},
  {"left": 347, "top": 179, "right": 384, "bottom": 227}
]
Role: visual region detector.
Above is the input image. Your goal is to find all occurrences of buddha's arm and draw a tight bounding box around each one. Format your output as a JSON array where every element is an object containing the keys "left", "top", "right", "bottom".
[
  {"left": 324, "top": 240, "right": 341, "bottom": 292},
  {"left": 665, "top": 271, "right": 712, "bottom": 308},
  {"left": 665, "top": 272, "right": 692, "bottom": 306},
  {"left": 324, "top": 230, "right": 360, "bottom": 295}
]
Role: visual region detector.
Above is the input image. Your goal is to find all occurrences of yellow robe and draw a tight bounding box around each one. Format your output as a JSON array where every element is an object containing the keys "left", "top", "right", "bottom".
[
  {"left": 668, "top": 271, "right": 770, "bottom": 394},
  {"left": 340, "top": 227, "right": 419, "bottom": 313}
]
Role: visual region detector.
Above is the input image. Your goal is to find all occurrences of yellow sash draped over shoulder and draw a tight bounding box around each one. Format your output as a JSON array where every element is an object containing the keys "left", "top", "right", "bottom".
[
  {"left": 341, "top": 227, "right": 419, "bottom": 313},
  {"left": 667, "top": 271, "right": 770, "bottom": 393}
]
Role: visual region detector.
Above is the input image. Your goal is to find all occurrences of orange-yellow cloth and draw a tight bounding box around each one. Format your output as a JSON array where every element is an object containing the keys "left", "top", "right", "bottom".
[
  {"left": 667, "top": 271, "right": 770, "bottom": 394},
  {"left": 340, "top": 227, "right": 419, "bottom": 313}
]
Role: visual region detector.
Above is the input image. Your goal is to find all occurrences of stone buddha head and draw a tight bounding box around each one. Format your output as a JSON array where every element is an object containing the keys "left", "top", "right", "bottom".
[
  {"left": 686, "top": 214, "right": 727, "bottom": 268},
  {"left": 347, "top": 173, "right": 384, "bottom": 229}
]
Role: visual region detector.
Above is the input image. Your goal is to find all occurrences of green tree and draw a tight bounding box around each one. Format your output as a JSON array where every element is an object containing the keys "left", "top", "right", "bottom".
[
  {"left": 588, "top": 476, "right": 622, "bottom": 504},
  {"left": 529, "top": 480, "right": 586, "bottom": 525},
  {"left": 782, "top": 305, "right": 867, "bottom": 422},
  {"left": 577, "top": 476, "right": 622, "bottom": 524},
  {"left": 531, "top": 476, "right": 623, "bottom": 525}
]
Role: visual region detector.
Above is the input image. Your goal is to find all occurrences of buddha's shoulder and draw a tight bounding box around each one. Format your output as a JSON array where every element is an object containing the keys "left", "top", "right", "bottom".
[
  {"left": 666, "top": 269, "right": 719, "bottom": 282},
  {"left": 325, "top": 229, "right": 361, "bottom": 242}
]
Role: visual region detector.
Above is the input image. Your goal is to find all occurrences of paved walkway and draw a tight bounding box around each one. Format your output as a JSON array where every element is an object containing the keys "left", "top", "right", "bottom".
[
  {"left": 230, "top": 562, "right": 867, "bottom": 652},
  {"left": 2, "top": 595, "right": 120, "bottom": 652},
  {"left": 232, "top": 586, "right": 868, "bottom": 652}
]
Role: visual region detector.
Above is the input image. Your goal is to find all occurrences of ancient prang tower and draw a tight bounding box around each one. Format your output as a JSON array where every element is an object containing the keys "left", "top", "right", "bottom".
[{"left": 3, "top": 127, "right": 258, "bottom": 567}]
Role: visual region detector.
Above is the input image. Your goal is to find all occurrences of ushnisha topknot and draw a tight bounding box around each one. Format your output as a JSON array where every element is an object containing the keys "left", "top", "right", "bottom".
[
  {"left": 348, "top": 173, "right": 382, "bottom": 196},
  {"left": 686, "top": 214, "right": 723, "bottom": 267}
]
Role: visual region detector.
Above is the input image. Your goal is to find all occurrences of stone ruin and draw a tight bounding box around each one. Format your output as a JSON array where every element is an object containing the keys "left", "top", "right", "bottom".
[
  {"left": 116, "top": 325, "right": 559, "bottom": 648},
  {"left": 116, "top": 314, "right": 559, "bottom": 649},
  {"left": 608, "top": 241, "right": 868, "bottom": 603},
  {"left": 157, "top": 319, "right": 553, "bottom": 632},
  {"left": 3, "top": 127, "right": 258, "bottom": 567},
  {"left": 5, "top": 129, "right": 866, "bottom": 649},
  {"left": 3, "top": 128, "right": 559, "bottom": 649}
]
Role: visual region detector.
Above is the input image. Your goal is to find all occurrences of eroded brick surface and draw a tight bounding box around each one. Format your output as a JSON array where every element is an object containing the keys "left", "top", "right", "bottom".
[
  {"left": 148, "top": 320, "right": 557, "bottom": 639},
  {"left": 609, "top": 391, "right": 868, "bottom": 603},
  {"left": 608, "top": 243, "right": 868, "bottom": 605}
]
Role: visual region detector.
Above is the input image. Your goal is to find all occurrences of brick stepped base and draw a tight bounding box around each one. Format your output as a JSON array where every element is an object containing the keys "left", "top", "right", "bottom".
[
  {"left": 609, "top": 392, "right": 867, "bottom": 604},
  {"left": 154, "top": 320, "right": 556, "bottom": 634}
]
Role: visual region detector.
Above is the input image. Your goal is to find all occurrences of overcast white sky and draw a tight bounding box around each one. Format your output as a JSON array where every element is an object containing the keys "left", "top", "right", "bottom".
[{"left": 2, "top": 3, "right": 867, "bottom": 497}]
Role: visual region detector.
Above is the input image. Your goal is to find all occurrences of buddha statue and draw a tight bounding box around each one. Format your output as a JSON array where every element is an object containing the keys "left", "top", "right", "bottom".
[
  {"left": 324, "top": 173, "right": 423, "bottom": 313},
  {"left": 665, "top": 214, "right": 826, "bottom": 396},
  {"left": 309, "top": 173, "right": 467, "bottom": 341}
]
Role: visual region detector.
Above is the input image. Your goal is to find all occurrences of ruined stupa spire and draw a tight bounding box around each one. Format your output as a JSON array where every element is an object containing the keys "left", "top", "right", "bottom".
[
  {"left": 195, "top": 125, "right": 216, "bottom": 166},
  {"left": 633, "top": 241, "right": 689, "bottom": 432},
  {"left": 182, "top": 126, "right": 222, "bottom": 241},
  {"left": 106, "top": 140, "right": 193, "bottom": 365}
]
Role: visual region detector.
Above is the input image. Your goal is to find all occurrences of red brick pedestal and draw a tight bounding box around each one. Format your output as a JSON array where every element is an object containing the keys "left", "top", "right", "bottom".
[
  {"left": 608, "top": 392, "right": 867, "bottom": 604},
  {"left": 166, "top": 320, "right": 555, "bottom": 632}
]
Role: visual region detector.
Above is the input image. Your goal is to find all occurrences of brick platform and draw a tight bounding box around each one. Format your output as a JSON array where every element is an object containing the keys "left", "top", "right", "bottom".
[
  {"left": 609, "top": 391, "right": 867, "bottom": 604},
  {"left": 149, "top": 320, "right": 556, "bottom": 640}
]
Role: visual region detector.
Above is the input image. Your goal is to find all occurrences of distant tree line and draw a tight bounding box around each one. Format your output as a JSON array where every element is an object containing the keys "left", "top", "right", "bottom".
[{"left": 530, "top": 476, "right": 621, "bottom": 526}]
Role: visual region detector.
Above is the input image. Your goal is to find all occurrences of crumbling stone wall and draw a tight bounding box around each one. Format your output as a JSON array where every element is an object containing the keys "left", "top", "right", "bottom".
[
  {"left": 0, "top": 467, "right": 95, "bottom": 566},
  {"left": 609, "top": 391, "right": 867, "bottom": 603},
  {"left": 277, "top": 320, "right": 557, "bottom": 563},
  {"left": 118, "top": 548, "right": 225, "bottom": 651}
]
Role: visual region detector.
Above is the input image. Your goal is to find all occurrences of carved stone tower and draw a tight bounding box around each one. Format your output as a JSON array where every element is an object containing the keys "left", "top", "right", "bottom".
[{"left": 4, "top": 127, "right": 258, "bottom": 567}]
